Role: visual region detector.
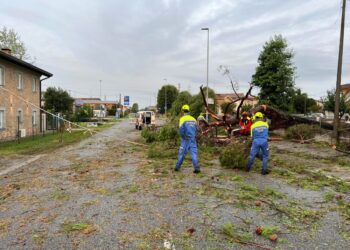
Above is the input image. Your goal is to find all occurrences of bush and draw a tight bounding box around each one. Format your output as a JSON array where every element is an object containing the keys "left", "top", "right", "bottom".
[
  {"left": 141, "top": 128, "right": 157, "bottom": 143},
  {"left": 285, "top": 124, "right": 323, "bottom": 141},
  {"left": 219, "top": 141, "right": 250, "bottom": 169},
  {"left": 158, "top": 125, "right": 179, "bottom": 142},
  {"left": 148, "top": 144, "right": 178, "bottom": 158}
]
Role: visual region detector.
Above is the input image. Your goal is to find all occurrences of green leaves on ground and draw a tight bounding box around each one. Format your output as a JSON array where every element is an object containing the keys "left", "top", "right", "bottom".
[
  {"left": 219, "top": 141, "right": 250, "bottom": 169},
  {"left": 285, "top": 124, "right": 323, "bottom": 141}
]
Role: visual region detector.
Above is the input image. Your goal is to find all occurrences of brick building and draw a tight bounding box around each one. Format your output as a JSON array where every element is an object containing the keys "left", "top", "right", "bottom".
[
  {"left": 215, "top": 93, "right": 259, "bottom": 114},
  {"left": 0, "top": 48, "right": 52, "bottom": 141}
]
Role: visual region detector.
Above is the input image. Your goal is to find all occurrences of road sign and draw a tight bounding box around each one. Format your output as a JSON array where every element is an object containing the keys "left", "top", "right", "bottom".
[
  {"left": 124, "top": 96, "right": 130, "bottom": 106},
  {"left": 207, "top": 98, "right": 214, "bottom": 104}
]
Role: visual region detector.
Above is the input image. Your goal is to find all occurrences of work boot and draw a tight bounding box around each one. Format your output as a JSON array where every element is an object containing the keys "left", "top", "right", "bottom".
[
  {"left": 193, "top": 169, "right": 201, "bottom": 174},
  {"left": 174, "top": 168, "right": 179, "bottom": 172},
  {"left": 245, "top": 166, "right": 251, "bottom": 172},
  {"left": 261, "top": 170, "right": 269, "bottom": 175}
]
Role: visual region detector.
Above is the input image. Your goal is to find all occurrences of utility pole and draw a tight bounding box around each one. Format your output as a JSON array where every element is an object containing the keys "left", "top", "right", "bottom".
[
  {"left": 99, "top": 80, "right": 102, "bottom": 122},
  {"left": 333, "top": 0, "right": 347, "bottom": 143}
]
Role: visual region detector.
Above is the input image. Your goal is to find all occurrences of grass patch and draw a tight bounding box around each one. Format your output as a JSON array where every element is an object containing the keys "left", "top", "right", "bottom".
[
  {"left": 61, "top": 222, "right": 92, "bottom": 233},
  {"left": 50, "top": 190, "right": 70, "bottom": 201},
  {"left": 128, "top": 185, "right": 139, "bottom": 193},
  {"left": 0, "top": 131, "right": 90, "bottom": 156},
  {"left": 222, "top": 222, "right": 252, "bottom": 242},
  {"left": 260, "top": 225, "right": 279, "bottom": 239},
  {"left": 32, "top": 232, "right": 46, "bottom": 245},
  {"left": 0, "top": 219, "right": 9, "bottom": 234},
  {"left": 323, "top": 192, "right": 336, "bottom": 202},
  {"left": 94, "top": 187, "right": 112, "bottom": 195}
]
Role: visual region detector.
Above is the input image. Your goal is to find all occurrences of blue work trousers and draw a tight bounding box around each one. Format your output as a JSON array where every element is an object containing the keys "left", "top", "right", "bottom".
[
  {"left": 175, "top": 139, "right": 200, "bottom": 171},
  {"left": 247, "top": 139, "right": 269, "bottom": 171}
]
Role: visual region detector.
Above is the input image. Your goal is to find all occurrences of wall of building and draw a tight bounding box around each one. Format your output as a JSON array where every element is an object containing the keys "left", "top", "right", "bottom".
[{"left": 0, "top": 59, "right": 41, "bottom": 141}]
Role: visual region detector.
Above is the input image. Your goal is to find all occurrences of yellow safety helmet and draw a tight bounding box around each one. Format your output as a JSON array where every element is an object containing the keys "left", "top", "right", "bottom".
[
  {"left": 254, "top": 112, "right": 264, "bottom": 119},
  {"left": 182, "top": 104, "right": 190, "bottom": 111}
]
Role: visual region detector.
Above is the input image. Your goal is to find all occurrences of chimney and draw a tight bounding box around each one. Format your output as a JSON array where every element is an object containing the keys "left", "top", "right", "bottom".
[{"left": 1, "top": 48, "right": 12, "bottom": 55}]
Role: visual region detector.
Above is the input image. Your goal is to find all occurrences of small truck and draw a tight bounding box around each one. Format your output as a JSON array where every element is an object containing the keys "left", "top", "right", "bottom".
[{"left": 134, "top": 111, "right": 156, "bottom": 130}]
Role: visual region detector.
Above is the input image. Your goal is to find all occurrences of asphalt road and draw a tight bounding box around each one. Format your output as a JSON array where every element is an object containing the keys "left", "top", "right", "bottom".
[{"left": 0, "top": 120, "right": 349, "bottom": 249}]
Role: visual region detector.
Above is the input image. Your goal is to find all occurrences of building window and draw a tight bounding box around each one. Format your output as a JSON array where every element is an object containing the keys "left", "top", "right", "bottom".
[
  {"left": 32, "top": 111, "right": 37, "bottom": 125},
  {"left": 17, "top": 73, "right": 23, "bottom": 90},
  {"left": 32, "top": 77, "right": 37, "bottom": 92},
  {"left": 0, "top": 66, "right": 4, "bottom": 86},
  {"left": 0, "top": 109, "right": 5, "bottom": 129}
]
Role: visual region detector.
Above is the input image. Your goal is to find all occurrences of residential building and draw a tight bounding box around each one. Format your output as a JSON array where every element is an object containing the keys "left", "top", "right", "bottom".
[
  {"left": 73, "top": 98, "right": 118, "bottom": 117},
  {"left": 341, "top": 83, "right": 350, "bottom": 102},
  {"left": 0, "top": 48, "right": 52, "bottom": 140},
  {"left": 215, "top": 93, "right": 259, "bottom": 114}
]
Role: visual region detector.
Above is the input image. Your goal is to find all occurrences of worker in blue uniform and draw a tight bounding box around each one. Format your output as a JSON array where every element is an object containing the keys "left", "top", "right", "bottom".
[
  {"left": 174, "top": 104, "right": 201, "bottom": 173},
  {"left": 246, "top": 112, "right": 269, "bottom": 175}
]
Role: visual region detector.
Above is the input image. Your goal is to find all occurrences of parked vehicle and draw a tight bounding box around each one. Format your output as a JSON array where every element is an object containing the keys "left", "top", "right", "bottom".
[{"left": 134, "top": 111, "right": 156, "bottom": 130}]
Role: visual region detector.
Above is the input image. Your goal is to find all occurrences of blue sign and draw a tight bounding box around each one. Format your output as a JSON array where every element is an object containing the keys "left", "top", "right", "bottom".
[{"left": 124, "top": 96, "right": 130, "bottom": 106}]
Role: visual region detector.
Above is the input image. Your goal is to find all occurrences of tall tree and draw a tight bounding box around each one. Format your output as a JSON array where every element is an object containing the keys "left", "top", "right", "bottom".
[
  {"left": 324, "top": 88, "right": 349, "bottom": 118},
  {"left": 44, "top": 87, "right": 74, "bottom": 114},
  {"left": 293, "top": 89, "right": 317, "bottom": 114},
  {"left": 157, "top": 85, "right": 179, "bottom": 114},
  {"left": 75, "top": 103, "right": 93, "bottom": 122},
  {"left": 252, "top": 35, "right": 296, "bottom": 112},
  {"left": 0, "top": 26, "right": 34, "bottom": 62},
  {"left": 169, "top": 91, "right": 192, "bottom": 117},
  {"left": 189, "top": 87, "right": 216, "bottom": 118},
  {"left": 131, "top": 103, "right": 139, "bottom": 113}
]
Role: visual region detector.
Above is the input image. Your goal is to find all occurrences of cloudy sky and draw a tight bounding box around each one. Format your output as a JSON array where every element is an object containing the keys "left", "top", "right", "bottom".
[{"left": 1, "top": 0, "right": 349, "bottom": 107}]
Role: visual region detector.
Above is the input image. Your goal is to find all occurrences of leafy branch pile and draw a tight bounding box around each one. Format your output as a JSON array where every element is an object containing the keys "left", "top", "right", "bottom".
[
  {"left": 285, "top": 124, "right": 324, "bottom": 141},
  {"left": 219, "top": 140, "right": 251, "bottom": 169}
]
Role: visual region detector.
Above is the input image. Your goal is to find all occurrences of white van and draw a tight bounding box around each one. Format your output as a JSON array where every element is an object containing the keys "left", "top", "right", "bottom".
[{"left": 134, "top": 111, "right": 156, "bottom": 130}]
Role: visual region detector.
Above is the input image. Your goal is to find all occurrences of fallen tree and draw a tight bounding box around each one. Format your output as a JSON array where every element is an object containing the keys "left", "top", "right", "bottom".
[{"left": 198, "top": 85, "right": 334, "bottom": 141}]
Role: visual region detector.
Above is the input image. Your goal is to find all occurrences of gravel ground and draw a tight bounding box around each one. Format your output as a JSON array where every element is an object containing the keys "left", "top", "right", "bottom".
[{"left": 0, "top": 120, "right": 349, "bottom": 249}]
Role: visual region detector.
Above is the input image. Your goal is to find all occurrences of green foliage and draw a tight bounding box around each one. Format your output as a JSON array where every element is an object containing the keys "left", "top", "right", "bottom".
[
  {"left": 168, "top": 87, "right": 216, "bottom": 119},
  {"left": 74, "top": 104, "right": 93, "bottom": 122},
  {"left": 241, "top": 104, "right": 253, "bottom": 112},
  {"left": 323, "top": 88, "right": 349, "bottom": 117},
  {"left": 252, "top": 35, "right": 296, "bottom": 112},
  {"left": 148, "top": 144, "right": 177, "bottom": 159},
  {"left": 141, "top": 128, "right": 158, "bottom": 143},
  {"left": 108, "top": 104, "right": 117, "bottom": 116},
  {"left": 141, "top": 125, "right": 179, "bottom": 145},
  {"left": 157, "top": 85, "right": 179, "bottom": 114},
  {"left": 220, "top": 102, "right": 236, "bottom": 115},
  {"left": 261, "top": 225, "right": 279, "bottom": 239},
  {"left": 222, "top": 223, "right": 252, "bottom": 242},
  {"left": 131, "top": 103, "right": 139, "bottom": 113},
  {"left": 169, "top": 91, "right": 192, "bottom": 117},
  {"left": 158, "top": 125, "right": 179, "bottom": 142},
  {"left": 0, "top": 130, "right": 90, "bottom": 156},
  {"left": 44, "top": 87, "right": 74, "bottom": 114},
  {"left": 323, "top": 192, "right": 336, "bottom": 202},
  {"left": 219, "top": 141, "right": 250, "bottom": 169},
  {"left": 189, "top": 87, "right": 216, "bottom": 118},
  {"left": 285, "top": 124, "right": 323, "bottom": 141},
  {"left": 0, "top": 26, "right": 33, "bottom": 61},
  {"left": 61, "top": 222, "right": 91, "bottom": 233},
  {"left": 293, "top": 89, "right": 318, "bottom": 114}
]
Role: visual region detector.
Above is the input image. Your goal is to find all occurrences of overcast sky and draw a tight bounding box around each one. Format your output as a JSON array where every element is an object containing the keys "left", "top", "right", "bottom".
[{"left": 1, "top": 0, "right": 349, "bottom": 107}]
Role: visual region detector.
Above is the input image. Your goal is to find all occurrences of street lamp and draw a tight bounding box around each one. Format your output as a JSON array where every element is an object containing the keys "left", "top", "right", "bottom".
[
  {"left": 99, "top": 80, "right": 102, "bottom": 121},
  {"left": 201, "top": 27, "right": 209, "bottom": 120}
]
